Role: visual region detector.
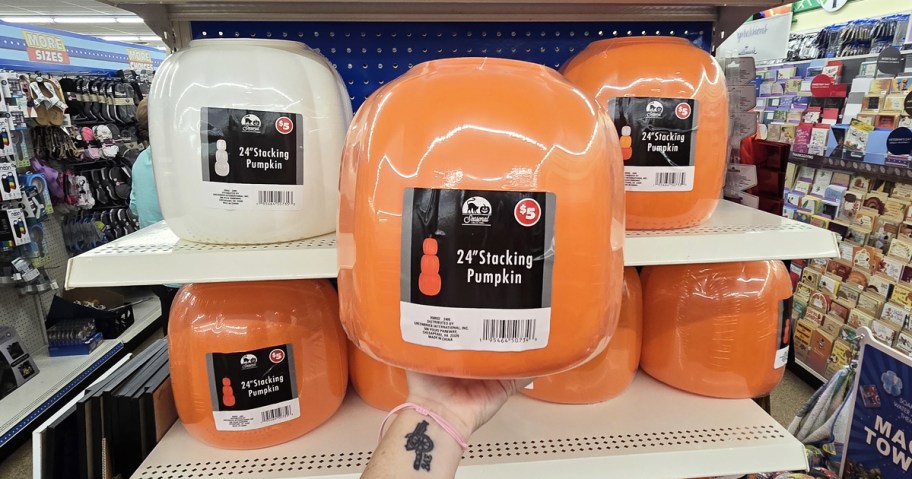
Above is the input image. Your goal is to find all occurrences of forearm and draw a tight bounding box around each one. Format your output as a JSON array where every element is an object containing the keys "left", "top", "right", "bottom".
[{"left": 362, "top": 410, "right": 467, "bottom": 479}]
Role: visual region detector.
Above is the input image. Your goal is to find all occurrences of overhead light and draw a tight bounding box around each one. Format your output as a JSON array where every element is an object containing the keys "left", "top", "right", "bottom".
[
  {"left": 1, "top": 16, "right": 54, "bottom": 24},
  {"left": 138, "top": 36, "right": 161, "bottom": 41},
  {"left": 53, "top": 16, "right": 117, "bottom": 24},
  {"left": 156, "top": 46, "right": 168, "bottom": 51},
  {"left": 115, "top": 16, "right": 145, "bottom": 24},
  {"left": 100, "top": 35, "right": 140, "bottom": 42}
]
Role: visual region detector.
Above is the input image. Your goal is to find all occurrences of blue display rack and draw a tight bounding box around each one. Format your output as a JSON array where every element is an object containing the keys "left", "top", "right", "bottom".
[
  {"left": 0, "top": 21, "right": 166, "bottom": 73},
  {"left": 192, "top": 21, "right": 712, "bottom": 109}
]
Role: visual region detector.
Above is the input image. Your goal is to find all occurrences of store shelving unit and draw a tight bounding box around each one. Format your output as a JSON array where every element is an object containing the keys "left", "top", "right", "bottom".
[
  {"left": 66, "top": 200, "right": 838, "bottom": 288},
  {"left": 0, "top": 299, "right": 161, "bottom": 449},
  {"left": 83, "top": 2, "right": 814, "bottom": 478},
  {"left": 134, "top": 373, "right": 806, "bottom": 479}
]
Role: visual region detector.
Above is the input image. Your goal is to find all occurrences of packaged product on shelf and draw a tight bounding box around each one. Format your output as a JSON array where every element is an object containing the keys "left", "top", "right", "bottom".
[
  {"left": 148, "top": 39, "right": 352, "bottom": 244},
  {"left": 866, "top": 275, "right": 894, "bottom": 299},
  {"left": 640, "top": 260, "right": 792, "bottom": 398},
  {"left": 894, "top": 331, "right": 912, "bottom": 355},
  {"left": 847, "top": 308, "right": 875, "bottom": 330},
  {"left": 348, "top": 343, "right": 408, "bottom": 411},
  {"left": 880, "top": 301, "right": 911, "bottom": 330},
  {"left": 805, "top": 307, "right": 826, "bottom": 326},
  {"left": 857, "top": 291, "right": 885, "bottom": 317},
  {"left": 889, "top": 236, "right": 912, "bottom": 261},
  {"left": 793, "top": 319, "right": 816, "bottom": 362},
  {"left": 835, "top": 282, "right": 860, "bottom": 306},
  {"left": 820, "top": 315, "right": 844, "bottom": 337},
  {"left": 168, "top": 280, "right": 348, "bottom": 449},
  {"left": 828, "top": 302, "right": 850, "bottom": 322},
  {"left": 890, "top": 282, "right": 912, "bottom": 306},
  {"left": 560, "top": 37, "right": 728, "bottom": 230},
  {"left": 870, "top": 319, "right": 900, "bottom": 345},
  {"left": 522, "top": 267, "right": 641, "bottom": 404},
  {"left": 826, "top": 339, "right": 855, "bottom": 377},
  {"left": 338, "top": 58, "right": 624, "bottom": 378},
  {"left": 806, "top": 328, "right": 836, "bottom": 375}
]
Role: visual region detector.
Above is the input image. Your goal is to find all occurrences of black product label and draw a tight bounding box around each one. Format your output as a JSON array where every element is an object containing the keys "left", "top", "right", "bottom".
[
  {"left": 400, "top": 188, "right": 555, "bottom": 351},
  {"left": 775, "top": 301, "right": 790, "bottom": 369},
  {"left": 206, "top": 344, "right": 299, "bottom": 431},
  {"left": 200, "top": 107, "right": 304, "bottom": 210},
  {"left": 608, "top": 97, "right": 698, "bottom": 192}
]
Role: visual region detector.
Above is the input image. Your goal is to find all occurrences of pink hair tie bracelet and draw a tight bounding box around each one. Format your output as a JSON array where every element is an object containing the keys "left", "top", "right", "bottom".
[{"left": 379, "top": 402, "right": 470, "bottom": 451}]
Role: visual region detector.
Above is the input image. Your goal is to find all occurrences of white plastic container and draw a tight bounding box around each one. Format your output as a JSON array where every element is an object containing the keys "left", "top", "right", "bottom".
[{"left": 149, "top": 39, "right": 352, "bottom": 244}]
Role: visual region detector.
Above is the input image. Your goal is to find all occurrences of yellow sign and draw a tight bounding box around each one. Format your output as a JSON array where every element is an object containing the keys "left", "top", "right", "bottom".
[
  {"left": 127, "top": 48, "right": 153, "bottom": 70},
  {"left": 22, "top": 30, "right": 69, "bottom": 64}
]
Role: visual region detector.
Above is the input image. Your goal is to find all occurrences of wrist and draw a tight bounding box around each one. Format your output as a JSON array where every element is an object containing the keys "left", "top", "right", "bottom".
[{"left": 403, "top": 395, "right": 476, "bottom": 442}]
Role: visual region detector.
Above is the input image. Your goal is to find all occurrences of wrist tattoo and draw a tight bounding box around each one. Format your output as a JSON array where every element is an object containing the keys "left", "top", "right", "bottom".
[{"left": 404, "top": 420, "right": 434, "bottom": 471}]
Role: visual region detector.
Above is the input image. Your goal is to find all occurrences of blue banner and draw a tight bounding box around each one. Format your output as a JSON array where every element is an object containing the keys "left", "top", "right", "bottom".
[
  {"left": 843, "top": 339, "right": 912, "bottom": 478},
  {"left": 0, "top": 20, "right": 165, "bottom": 73}
]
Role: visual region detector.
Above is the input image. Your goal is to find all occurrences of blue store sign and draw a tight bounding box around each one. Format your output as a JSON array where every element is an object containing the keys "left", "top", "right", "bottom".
[{"left": 842, "top": 331, "right": 912, "bottom": 478}]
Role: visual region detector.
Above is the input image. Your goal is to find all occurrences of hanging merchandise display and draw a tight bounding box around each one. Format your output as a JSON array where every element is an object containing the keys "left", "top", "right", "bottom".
[
  {"left": 348, "top": 342, "right": 408, "bottom": 411},
  {"left": 640, "top": 260, "right": 793, "bottom": 399},
  {"left": 168, "top": 280, "right": 348, "bottom": 449},
  {"left": 338, "top": 57, "right": 625, "bottom": 379},
  {"left": 521, "top": 267, "right": 642, "bottom": 404},
  {"left": 149, "top": 39, "right": 352, "bottom": 244},
  {"left": 561, "top": 36, "right": 729, "bottom": 230}
]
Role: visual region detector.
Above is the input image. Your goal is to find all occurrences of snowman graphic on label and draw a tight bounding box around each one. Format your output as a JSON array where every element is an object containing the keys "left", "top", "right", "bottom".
[{"left": 214, "top": 139, "right": 230, "bottom": 177}]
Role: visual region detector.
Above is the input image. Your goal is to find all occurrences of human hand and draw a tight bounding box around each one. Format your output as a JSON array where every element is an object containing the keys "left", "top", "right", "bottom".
[{"left": 404, "top": 371, "right": 532, "bottom": 441}]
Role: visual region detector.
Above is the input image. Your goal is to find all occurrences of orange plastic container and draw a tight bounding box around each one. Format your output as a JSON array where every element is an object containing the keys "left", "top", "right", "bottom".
[
  {"left": 522, "top": 267, "right": 642, "bottom": 404},
  {"left": 562, "top": 37, "right": 729, "bottom": 230},
  {"left": 640, "top": 261, "right": 793, "bottom": 398},
  {"left": 338, "top": 57, "right": 625, "bottom": 379},
  {"left": 349, "top": 343, "right": 409, "bottom": 411},
  {"left": 169, "top": 280, "right": 348, "bottom": 449}
]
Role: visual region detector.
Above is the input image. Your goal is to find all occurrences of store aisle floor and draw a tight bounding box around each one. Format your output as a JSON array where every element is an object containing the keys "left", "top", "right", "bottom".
[{"left": 0, "top": 369, "right": 816, "bottom": 479}]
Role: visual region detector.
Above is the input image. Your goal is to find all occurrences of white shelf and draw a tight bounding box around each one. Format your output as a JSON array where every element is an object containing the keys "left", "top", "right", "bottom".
[
  {"left": 793, "top": 358, "right": 827, "bottom": 383},
  {"left": 66, "top": 201, "right": 838, "bottom": 288},
  {"left": 0, "top": 299, "right": 161, "bottom": 448},
  {"left": 65, "top": 225, "right": 336, "bottom": 288},
  {"left": 625, "top": 200, "right": 839, "bottom": 266},
  {"left": 132, "top": 373, "right": 807, "bottom": 479}
]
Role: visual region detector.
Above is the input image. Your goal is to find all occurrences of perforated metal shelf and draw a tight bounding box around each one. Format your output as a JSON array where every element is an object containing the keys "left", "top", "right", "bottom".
[
  {"left": 66, "top": 201, "right": 837, "bottom": 288},
  {"left": 0, "top": 298, "right": 161, "bottom": 449},
  {"left": 132, "top": 373, "right": 807, "bottom": 479}
]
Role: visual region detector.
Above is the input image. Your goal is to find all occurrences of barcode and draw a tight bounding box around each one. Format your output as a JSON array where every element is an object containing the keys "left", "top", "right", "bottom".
[
  {"left": 482, "top": 319, "right": 536, "bottom": 343},
  {"left": 258, "top": 190, "right": 294, "bottom": 205},
  {"left": 261, "top": 405, "right": 293, "bottom": 423},
  {"left": 655, "top": 172, "right": 686, "bottom": 186}
]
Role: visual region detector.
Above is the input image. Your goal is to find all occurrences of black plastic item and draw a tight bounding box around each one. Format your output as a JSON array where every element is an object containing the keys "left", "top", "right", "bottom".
[{"left": 46, "top": 296, "right": 135, "bottom": 340}]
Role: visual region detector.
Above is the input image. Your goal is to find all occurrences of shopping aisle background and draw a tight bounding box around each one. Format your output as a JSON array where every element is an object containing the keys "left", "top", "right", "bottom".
[{"left": 0, "top": 368, "right": 817, "bottom": 479}]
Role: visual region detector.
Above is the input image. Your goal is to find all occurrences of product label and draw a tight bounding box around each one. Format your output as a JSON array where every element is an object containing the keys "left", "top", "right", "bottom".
[
  {"left": 775, "top": 302, "right": 790, "bottom": 369},
  {"left": 206, "top": 344, "right": 299, "bottom": 431},
  {"left": 400, "top": 188, "right": 555, "bottom": 352},
  {"left": 608, "top": 97, "right": 698, "bottom": 192},
  {"left": 200, "top": 107, "right": 304, "bottom": 210}
]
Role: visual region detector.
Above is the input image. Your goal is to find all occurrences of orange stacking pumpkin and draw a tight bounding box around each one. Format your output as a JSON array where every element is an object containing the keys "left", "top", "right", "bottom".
[
  {"left": 169, "top": 280, "right": 348, "bottom": 449},
  {"left": 338, "top": 58, "right": 625, "bottom": 379},
  {"left": 522, "top": 267, "right": 642, "bottom": 404},
  {"left": 562, "top": 37, "right": 729, "bottom": 230},
  {"left": 349, "top": 343, "right": 409, "bottom": 411},
  {"left": 640, "top": 261, "right": 793, "bottom": 398}
]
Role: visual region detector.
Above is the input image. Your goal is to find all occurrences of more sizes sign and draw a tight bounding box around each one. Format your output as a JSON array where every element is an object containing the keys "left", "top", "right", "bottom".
[{"left": 22, "top": 30, "right": 70, "bottom": 65}]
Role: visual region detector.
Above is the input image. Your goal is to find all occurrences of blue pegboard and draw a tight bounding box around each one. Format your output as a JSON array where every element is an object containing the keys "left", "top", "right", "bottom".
[{"left": 191, "top": 21, "right": 713, "bottom": 110}]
